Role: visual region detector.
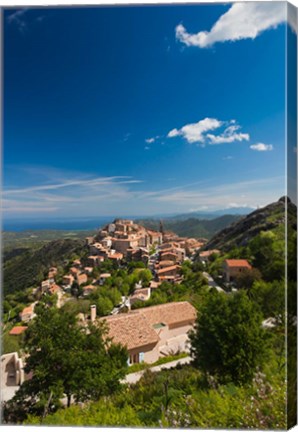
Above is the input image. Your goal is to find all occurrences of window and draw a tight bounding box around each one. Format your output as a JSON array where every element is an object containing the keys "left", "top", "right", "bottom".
[{"left": 129, "top": 353, "right": 140, "bottom": 364}]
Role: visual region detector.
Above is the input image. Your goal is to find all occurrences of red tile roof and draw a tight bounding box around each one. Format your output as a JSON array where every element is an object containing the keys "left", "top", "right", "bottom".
[
  {"left": 9, "top": 326, "right": 27, "bottom": 336},
  {"left": 225, "top": 259, "right": 252, "bottom": 268}
]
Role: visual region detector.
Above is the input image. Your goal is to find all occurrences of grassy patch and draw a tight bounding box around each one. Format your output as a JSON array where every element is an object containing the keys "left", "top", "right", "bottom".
[{"left": 128, "top": 352, "right": 189, "bottom": 373}]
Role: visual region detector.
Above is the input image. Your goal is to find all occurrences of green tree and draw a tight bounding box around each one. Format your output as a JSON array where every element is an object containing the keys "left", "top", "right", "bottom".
[
  {"left": 249, "top": 279, "right": 285, "bottom": 321},
  {"left": 233, "top": 267, "right": 262, "bottom": 290},
  {"left": 249, "top": 231, "right": 285, "bottom": 281},
  {"left": 70, "top": 281, "right": 83, "bottom": 298},
  {"left": 96, "top": 296, "right": 114, "bottom": 316},
  {"left": 4, "top": 304, "right": 128, "bottom": 422},
  {"left": 190, "top": 291, "right": 267, "bottom": 385}
]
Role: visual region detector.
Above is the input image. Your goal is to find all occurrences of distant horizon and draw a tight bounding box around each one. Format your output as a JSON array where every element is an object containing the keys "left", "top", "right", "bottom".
[{"left": 2, "top": 197, "right": 279, "bottom": 233}]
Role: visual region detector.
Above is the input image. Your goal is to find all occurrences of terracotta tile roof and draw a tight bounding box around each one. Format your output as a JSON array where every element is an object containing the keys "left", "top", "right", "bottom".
[
  {"left": 84, "top": 267, "right": 93, "bottom": 273},
  {"left": 139, "top": 301, "right": 196, "bottom": 327},
  {"left": 20, "top": 305, "right": 34, "bottom": 315},
  {"left": 108, "top": 253, "right": 123, "bottom": 259},
  {"left": 147, "top": 230, "right": 162, "bottom": 236},
  {"left": 160, "top": 253, "right": 177, "bottom": 259},
  {"left": 100, "top": 301, "right": 196, "bottom": 350},
  {"left": 77, "top": 273, "right": 88, "bottom": 285},
  {"left": 101, "top": 313, "right": 159, "bottom": 350},
  {"left": 159, "top": 275, "right": 176, "bottom": 280},
  {"left": 200, "top": 249, "right": 220, "bottom": 257},
  {"left": 9, "top": 326, "right": 27, "bottom": 336},
  {"left": 131, "top": 288, "right": 151, "bottom": 300},
  {"left": 150, "top": 281, "right": 160, "bottom": 289},
  {"left": 159, "top": 260, "right": 175, "bottom": 267},
  {"left": 160, "top": 248, "right": 176, "bottom": 254},
  {"left": 134, "top": 287, "right": 151, "bottom": 295},
  {"left": 156, "top": 265, "right": 180, "bottom": 275},
  {"left": 83, "top": 284, "right": 96, "bottom": 292},
  {"left": 225, "top": 259, "right": 251, "bottom": 268},
  {"left": 49, "top": 284, "right": 61, "bottom": 294},
  {"left": 70, "top": 267, "right": 80, "bottom": 274}
]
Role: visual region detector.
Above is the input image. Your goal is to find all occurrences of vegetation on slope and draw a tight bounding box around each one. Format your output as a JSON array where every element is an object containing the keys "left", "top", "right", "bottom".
[
  {"left": 137, "top": 214, "right": 241, "bottom": 239},
  {"left": 204, "top": 197, "right": 295, "bottom": 251},
  {"left": 3, "top": 238, "right": 85, "bottom": 296}
]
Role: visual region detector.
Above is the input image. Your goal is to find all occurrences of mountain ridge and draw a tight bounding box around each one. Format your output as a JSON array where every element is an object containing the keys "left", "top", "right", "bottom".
[{"left": 204, "top": 196, "right": 296, "bottom": 251}]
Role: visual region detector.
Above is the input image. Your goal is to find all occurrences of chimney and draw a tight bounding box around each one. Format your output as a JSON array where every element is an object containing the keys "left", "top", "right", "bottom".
[{"left": 90, "top": 305, "right": 96, "bottom": 322}]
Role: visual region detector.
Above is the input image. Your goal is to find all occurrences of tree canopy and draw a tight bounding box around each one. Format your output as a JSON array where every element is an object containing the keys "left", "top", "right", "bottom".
[
  {"left": 189, "top": 290, "right": 267, "bottom": 385},
  {"left": 4, "top": 304, "right": 128, "bottom": 423}
]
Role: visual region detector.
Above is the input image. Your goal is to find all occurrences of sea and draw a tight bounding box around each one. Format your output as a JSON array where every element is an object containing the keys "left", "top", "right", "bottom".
[{"left": 2, "top": 217, "right": 115, "bottom": 232}]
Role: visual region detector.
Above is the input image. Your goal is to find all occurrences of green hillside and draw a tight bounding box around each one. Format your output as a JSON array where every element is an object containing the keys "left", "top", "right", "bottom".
[
  {"left": 137, "top": 214, "right": 241, "bottom": 239},
  {"left": 3, "top": 238, "right": 85, "bottom": 296},
  {"left": 204, "top": 197, "right": 296, "bottom": 251}
]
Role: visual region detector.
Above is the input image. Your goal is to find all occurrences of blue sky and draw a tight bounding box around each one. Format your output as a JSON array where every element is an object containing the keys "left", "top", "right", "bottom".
[{"left": 3, "top": 3, "right": 292, "bottom": 218}]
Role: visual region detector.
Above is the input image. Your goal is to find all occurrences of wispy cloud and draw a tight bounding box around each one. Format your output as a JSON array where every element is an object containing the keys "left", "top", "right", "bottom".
[
  {"left": 4, "top": 176, "right": 142, "bottom": 195},
  {"left": 3, "top": 168, "right": 144, "bottom": 215},
  {"left": 250, "top": 143, "right": 273, "bottom": 152},
  {"left": 7, "top": 8, "right": 29, "bottom": 32},
  {"left": 167, "top": 118, "right": 249, "bottom": 146},
  {"left": 145, "top": 135, "right": 160, "bottom": 144},
  {"left": 4, "top": 166, "right": 283, "bottom": 217},
  {"left": 176, "top": 2, "right": 286, "bottom": 48},
  {"left": 144, "top": 176, "right": 284, "bottom": 211},
  {"left": 7, "top": 8, "right": 46, "bottom": 33}
]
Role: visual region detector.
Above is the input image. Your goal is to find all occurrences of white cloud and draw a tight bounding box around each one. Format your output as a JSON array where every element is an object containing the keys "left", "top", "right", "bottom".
[
  {"left": 145, "top": 135, "right": 160, "bottom": 144},
  {"left": 167, "top": 129, "right": 180, "bottom": 138},
  {"left": 207, "top": 124, "right": 249, "bottom": 144},
  {"left": 144, "top": 146, "right": 150, "bottom": 150},
  {"left": 168, "top": 117, "right": 222, "bottom": 143},
  {"left": 176, "top": 2, "right": 286, "bottom": 48},
  {"left": 167, "top": 118, "right": 249, "bottom": 146},
  {"left": 250, "top": 143, "right": 273, "bottom": 152}
]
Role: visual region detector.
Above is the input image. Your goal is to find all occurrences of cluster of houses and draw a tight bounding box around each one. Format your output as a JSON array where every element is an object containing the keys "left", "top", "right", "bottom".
[
  {"left": 84, "top": 218, "right": 205, "bottom": 286},
  {"left": 85, "top": 219, "right": 162, "bottom": 266}
]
